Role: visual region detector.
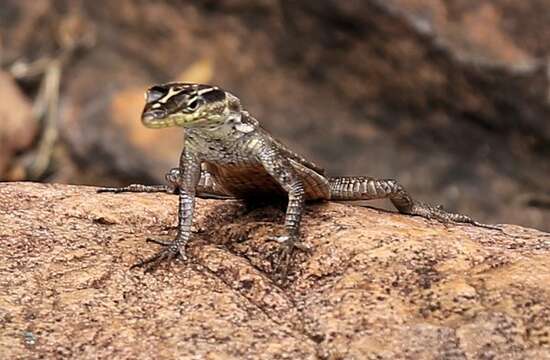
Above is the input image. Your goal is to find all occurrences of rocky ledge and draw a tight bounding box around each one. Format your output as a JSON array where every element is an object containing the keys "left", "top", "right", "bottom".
[{"left": 1, "top": 182, "right": 549, "bottom": 359}]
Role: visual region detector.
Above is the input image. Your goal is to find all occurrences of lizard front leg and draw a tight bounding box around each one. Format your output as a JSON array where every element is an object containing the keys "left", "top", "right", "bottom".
[
  {"left": 258, "top": 147, "right": 310, "bottom": 280},
  {"left": 131, "top": 151, "right": 201, "bottom": 272},
  {"left": 329, "top": 176, "right": 501, "bottom": 230}
]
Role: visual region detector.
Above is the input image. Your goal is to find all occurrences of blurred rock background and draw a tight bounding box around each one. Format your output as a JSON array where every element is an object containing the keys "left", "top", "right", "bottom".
[{"left": 0, "top": 0, "right": 549, "bottom": 231}]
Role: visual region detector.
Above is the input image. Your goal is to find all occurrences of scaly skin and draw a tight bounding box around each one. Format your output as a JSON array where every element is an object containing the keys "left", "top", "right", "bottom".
[{"left": 98, "top": 82, "right": 501, "bottom": 280}]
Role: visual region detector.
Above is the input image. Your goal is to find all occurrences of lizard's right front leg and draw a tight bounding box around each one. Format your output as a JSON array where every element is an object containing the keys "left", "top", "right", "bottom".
[
  {"left": 258, "top": 146, "right": 310, "bottom": 282},
  {"left": 131, "top": 152, "right": 201, "bottom": 272}
]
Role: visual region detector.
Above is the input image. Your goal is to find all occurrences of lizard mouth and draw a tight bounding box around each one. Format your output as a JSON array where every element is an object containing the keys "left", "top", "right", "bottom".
[
  {"left": 141, "top": 109, "right": 174, "bottom": 128},
  {"left": 141, "top": 109, "right": 211, "bottom": 128}
]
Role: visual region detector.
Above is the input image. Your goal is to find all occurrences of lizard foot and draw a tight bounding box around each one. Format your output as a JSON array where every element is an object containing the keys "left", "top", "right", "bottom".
[
  {"left": 410, "top": 202, "right": 503, "bottom": 231},
  {"left": 97, "top": 184, "right": 174, "bottom": 194},
  {"left": 130, "top": 238, "right": 187, "bottom": 272},
  {"left": 267, "top": 235, "right": 312, "bottom": 284}
]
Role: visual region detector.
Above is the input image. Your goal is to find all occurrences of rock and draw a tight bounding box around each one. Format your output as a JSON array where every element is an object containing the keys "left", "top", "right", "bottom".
[
  {"left": 0, "top": 71, "right": 36, "bottom": 180},
  {"left": 1, "top": 182, "right": 549, "bottom": 358}
]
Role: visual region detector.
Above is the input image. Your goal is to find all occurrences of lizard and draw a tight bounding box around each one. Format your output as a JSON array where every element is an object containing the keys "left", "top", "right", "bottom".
[{"left": 98, "top": 82, "right": 502, "bottom": 279}]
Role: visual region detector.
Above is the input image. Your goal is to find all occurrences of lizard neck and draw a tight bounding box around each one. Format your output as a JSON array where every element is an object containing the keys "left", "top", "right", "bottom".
[{"left": 186, "top": 108, "right": 258, "bottom": 141}]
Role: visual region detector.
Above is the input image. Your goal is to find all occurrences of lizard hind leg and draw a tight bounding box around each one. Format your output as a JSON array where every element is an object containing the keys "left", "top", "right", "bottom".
[
  {"left": 97, "top": 167, "right": 234, "bottom": 199},
  {"left": 96, "top": 168, "right": 181, "bottom": 194},
  {"left": 328, "top": 176, "right": 502, "bottom": 231}
]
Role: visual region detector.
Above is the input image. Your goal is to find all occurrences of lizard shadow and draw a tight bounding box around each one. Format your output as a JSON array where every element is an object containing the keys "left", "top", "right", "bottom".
[
  {"left": 192, "top": 197, "right": 410, "bottom": 282},
  {"left": 198, "top": 197, "right": 287, "bottom": 237},
  {"left": 193, "top": 197, "right": 297, "bottom": 278}
]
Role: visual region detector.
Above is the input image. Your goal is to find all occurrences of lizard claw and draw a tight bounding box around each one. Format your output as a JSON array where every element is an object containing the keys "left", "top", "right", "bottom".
[
  {"left": 97, "top": 187, "right": 124, "bottom": 193},
  {"left": 131, "top": 238, "right": 187, "bottom": 272},
  {"left": 267, "top": 235, "right": 311, "bottom": 284},
  {"left": 145, "top": 238, "right": 172, "bottom": 246}
]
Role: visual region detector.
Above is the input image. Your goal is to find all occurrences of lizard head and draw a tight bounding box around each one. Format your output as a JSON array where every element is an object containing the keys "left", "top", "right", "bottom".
[{"left": 141, "top": 83, "right": 241, "bottom": 129}]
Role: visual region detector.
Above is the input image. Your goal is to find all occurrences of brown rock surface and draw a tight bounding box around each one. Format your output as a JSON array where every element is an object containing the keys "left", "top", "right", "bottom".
[{"left": 1, "top": 182, "right": 549, "bottom": 359}]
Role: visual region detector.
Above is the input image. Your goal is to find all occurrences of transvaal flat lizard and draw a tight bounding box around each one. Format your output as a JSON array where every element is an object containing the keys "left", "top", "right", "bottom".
[{"left": 98, "top": 83, "right": 501, "bottom": 279}]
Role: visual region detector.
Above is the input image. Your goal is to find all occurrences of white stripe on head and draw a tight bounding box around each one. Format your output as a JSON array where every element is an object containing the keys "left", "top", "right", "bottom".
[
  {"left": 158, "top": 87, "right": 185, "bottom": 104},
  {"left": 197, "top": 86, "right": 219, "bottom": 96}
]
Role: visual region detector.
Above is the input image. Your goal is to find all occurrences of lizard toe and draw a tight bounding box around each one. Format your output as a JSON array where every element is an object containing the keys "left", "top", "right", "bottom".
[
  {"left": 96, "top": 187, "right": 123, "bottom": 193},
  {"left": 145, "top": 237, "right": 173, "bottom": 246},
  {"left": 131, "top": 239, "right": 186, "bottom": 272},
  {"left": 267, "top": 235, "right": 311, "bottom": 284}
]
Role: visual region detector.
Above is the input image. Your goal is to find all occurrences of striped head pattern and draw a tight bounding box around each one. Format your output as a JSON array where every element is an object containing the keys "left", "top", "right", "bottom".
[{"left": 141, "top": 83, "right": 240, "bottom": 128}]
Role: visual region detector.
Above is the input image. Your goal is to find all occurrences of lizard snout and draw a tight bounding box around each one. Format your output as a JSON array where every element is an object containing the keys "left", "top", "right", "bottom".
[{"left": 142, "top": 109, "right": 167, "bottom": 122}]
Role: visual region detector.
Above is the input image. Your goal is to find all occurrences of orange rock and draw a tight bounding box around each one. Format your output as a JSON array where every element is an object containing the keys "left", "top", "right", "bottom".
[
  {"left": 0, "top": 71, "right": 36, "bottom": 180},
  {"left": 1, "top": 182, "right": 549, "bottom": 358}
]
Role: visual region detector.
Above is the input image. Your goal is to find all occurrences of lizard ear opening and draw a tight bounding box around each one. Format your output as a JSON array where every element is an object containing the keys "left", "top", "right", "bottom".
[{"left": 225, "top": 92, "right": 242, "bottom": 112}]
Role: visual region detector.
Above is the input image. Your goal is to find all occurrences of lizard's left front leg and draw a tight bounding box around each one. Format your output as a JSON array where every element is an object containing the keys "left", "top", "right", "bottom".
[
  {"left": 258, "top": 147, "right": 310, "bottom": 280},
  {"left": 132, "top": 151, "right": 201, "bottom": 272}
]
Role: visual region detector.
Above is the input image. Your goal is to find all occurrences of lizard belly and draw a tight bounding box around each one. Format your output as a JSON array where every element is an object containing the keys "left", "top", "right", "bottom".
[
  {"left": 204, "top": 161, "right": 330, "bottom": 201},
  {"left": 206, "top": 163, "right": 285, "bottom": 198}
]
